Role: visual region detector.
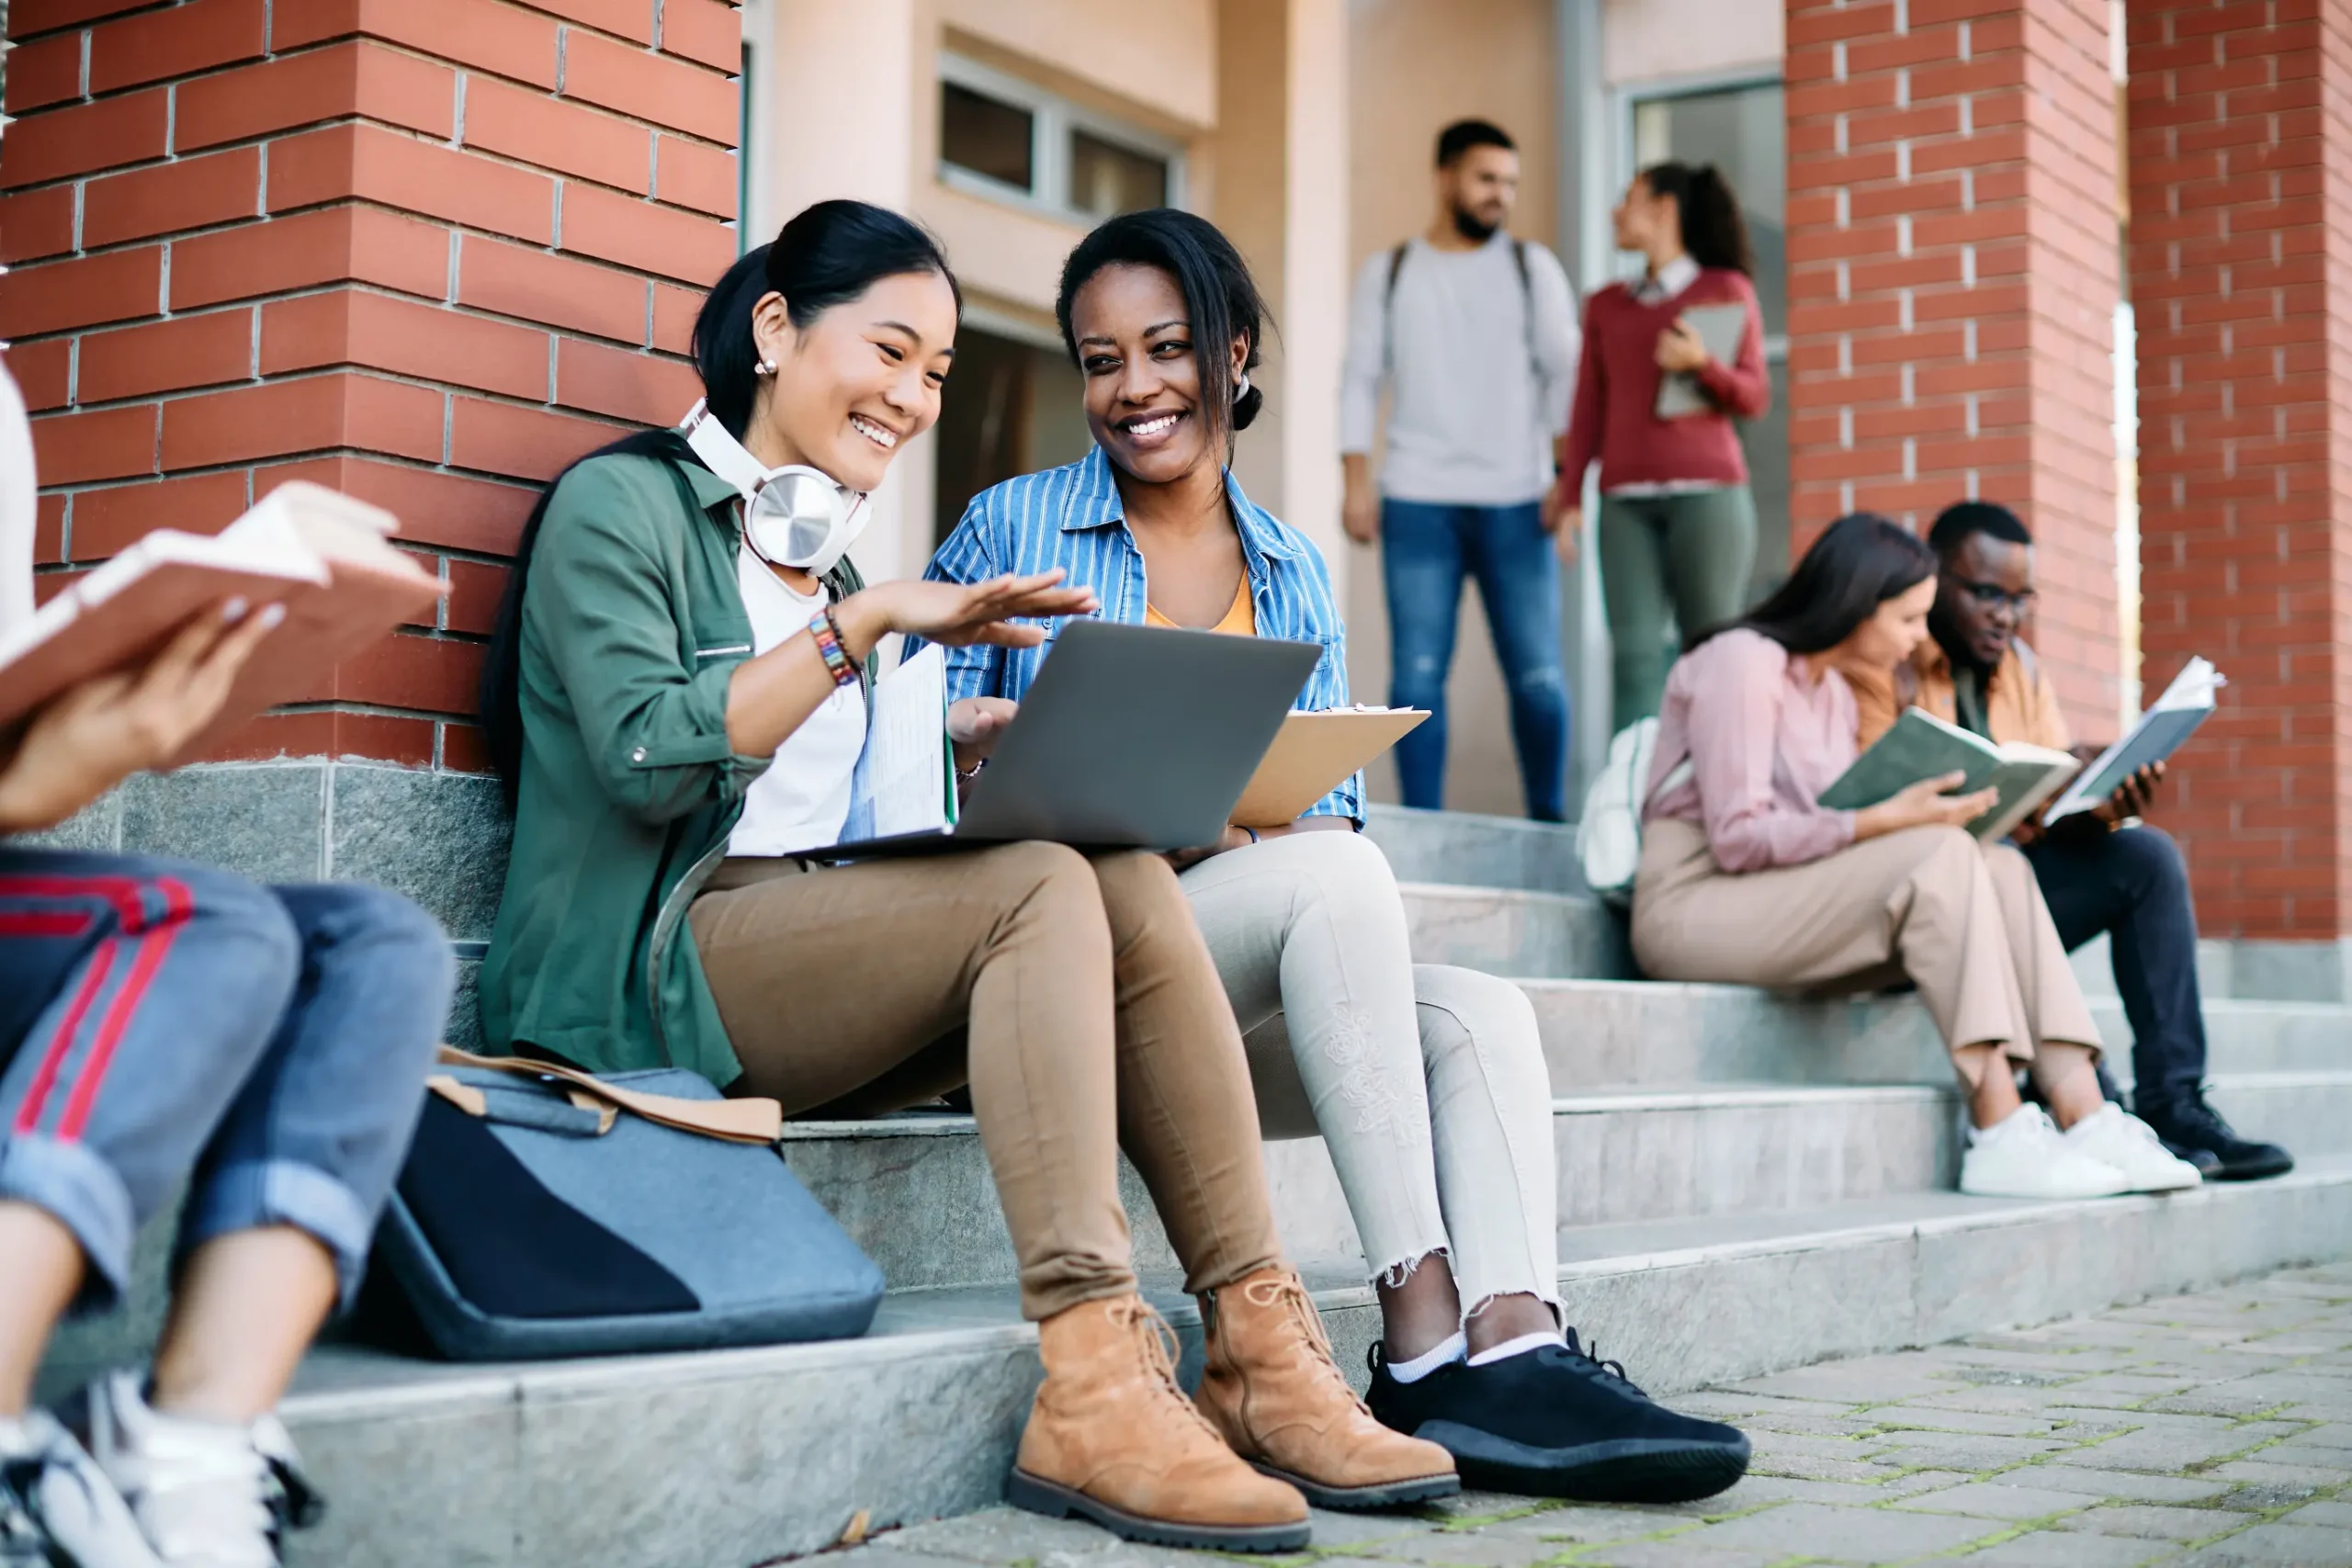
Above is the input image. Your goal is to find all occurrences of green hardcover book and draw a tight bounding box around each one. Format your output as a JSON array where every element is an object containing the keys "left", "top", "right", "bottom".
[{"left": 1816, "top": 706, "right": 2077, "bottom": 841}]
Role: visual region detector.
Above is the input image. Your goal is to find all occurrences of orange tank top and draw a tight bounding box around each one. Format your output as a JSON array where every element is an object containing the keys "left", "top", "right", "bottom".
[{"left": 1144, "top": 574, "right": 1256, "bottom": 637}]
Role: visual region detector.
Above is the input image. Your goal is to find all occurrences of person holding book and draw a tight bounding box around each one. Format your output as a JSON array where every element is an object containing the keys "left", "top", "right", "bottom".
[
  {"left": 1629, "top": 513, "right": 2202, "bottom": 1200},
  {"left": 1337, "top": 118, "right": 1581, "bottom": 820},
  {"left": 0, "top": 364, "right": 454, "bottom": 1568},
  {"left": 474, "top": 201, "right": 1453, "bottom": 1551},
  {"left": 928, "top": 208, "right": 1752, "bottom": 1504},
  {"left": 1845, "top": 501, "right": 2292, "bottom": 1182},
  {"left": 1551, "top": 163, "right": 1770, "bottom": 728}
]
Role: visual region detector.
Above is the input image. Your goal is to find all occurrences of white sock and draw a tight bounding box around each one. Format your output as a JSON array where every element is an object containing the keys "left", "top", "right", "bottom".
[
  {"left": 1467, "top": 1329, "right": 1564, "bottom": 1368},
  {"left": 1385, "top": 1331, "right": 1467, "bottom": 1383},
  {"left": 0, "top": 1413, "right": 28, "bottom": 1455}
]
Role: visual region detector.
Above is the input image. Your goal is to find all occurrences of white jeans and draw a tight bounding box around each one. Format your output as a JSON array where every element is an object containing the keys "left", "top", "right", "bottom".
[{"left": 1179, "top": 829, "right": 1560, "bottom": 1318}]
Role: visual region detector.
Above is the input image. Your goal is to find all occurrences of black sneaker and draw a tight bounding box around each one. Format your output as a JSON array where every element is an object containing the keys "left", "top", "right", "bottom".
[
  {"left": 1365, "top": 1335, "right": 1749, "bottom": 1503},
  {"left": 2139, "top": 1094, "right": 2293, "bottom": 1181}
]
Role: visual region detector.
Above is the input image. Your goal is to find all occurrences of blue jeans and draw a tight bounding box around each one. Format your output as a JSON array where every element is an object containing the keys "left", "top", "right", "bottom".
[
  {"left": 1380, "top": 499, "right": 1570, "bottom": 820},
  {"left": 0, "top": 851, "right": 450, "bottom": 1311}
]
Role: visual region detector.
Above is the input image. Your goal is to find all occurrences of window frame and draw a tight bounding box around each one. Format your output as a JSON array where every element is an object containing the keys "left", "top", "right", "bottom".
[{"left": 936, "top": 52, "right": 1187, "bottom": 224}]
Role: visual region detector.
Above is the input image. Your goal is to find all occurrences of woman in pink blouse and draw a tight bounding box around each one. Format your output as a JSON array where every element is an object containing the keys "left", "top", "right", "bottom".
[{"left": 1631, "top": 514, "right": 2202, "bottom": 1201}]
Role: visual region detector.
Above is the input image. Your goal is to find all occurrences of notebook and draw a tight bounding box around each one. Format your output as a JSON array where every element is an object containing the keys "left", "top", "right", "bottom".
[
  {"left": 0, "top": 481, "right": 447, "bottom": 761},
  {"left": 1653, "top": 301, "right": 1751, "bottom": 419},
  {"left": 1227, "top": 707, "right": 1429, "bottom": 829},
  {"left": 1817, "top": 706, "right": 2076, "bottom": 842}
]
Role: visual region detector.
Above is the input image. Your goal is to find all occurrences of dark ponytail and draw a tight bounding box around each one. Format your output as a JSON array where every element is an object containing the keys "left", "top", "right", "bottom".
[
  {"left": 1054, "top": 208, "right": 1271, "bottom": 445},
  {"left": 1642, "top": 162, "right": 1754, "bottom": 277},
  {"left": 479, "top": 199, "right": 959, "bottom": 804}
]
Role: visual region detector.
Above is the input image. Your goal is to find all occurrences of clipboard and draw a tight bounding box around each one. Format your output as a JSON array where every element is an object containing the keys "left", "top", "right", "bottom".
[{"left": 1228, "top": 708, "right": 1430, "bottom": 829}]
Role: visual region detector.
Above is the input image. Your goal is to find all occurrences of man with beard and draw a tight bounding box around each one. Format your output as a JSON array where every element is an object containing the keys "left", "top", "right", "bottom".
[
  {"left": 1340, "top": 119, "right": 1580, "bottom": 820},
  {"left": 1847, "top": 500, "right": 2295, "bottom": 1182}
]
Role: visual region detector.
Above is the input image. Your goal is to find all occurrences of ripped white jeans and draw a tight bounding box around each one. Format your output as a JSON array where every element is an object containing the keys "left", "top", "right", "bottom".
[{"left": 1178, "top": 829, "right": 1560, "bottom": 1319}]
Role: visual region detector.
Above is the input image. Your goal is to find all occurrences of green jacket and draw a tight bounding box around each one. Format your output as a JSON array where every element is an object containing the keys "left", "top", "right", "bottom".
[{"left": 479, "top": 450, "right": 867, "bottom": 1088}]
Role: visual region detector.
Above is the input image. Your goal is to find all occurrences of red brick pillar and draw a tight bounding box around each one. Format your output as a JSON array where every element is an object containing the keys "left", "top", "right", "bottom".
[
  {"left": 1784, "top": 0, "right": 2124, "bottom": 730},
  {"left": 0, "top": 0, "right": 740, "bottom": 773},
  {"left": 2127, "top": 0, "right": 2352, "bottom": 942}
]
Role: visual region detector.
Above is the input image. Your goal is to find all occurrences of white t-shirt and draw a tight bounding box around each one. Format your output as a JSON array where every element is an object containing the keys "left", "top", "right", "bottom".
[{"left": 727, "top": 546, "right": 865, "bottom": 856}]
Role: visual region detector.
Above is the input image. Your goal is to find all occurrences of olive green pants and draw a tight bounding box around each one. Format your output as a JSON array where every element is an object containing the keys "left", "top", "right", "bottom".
[{"left": 1598, "top": 486, "right": 1758, "bottom": 726}]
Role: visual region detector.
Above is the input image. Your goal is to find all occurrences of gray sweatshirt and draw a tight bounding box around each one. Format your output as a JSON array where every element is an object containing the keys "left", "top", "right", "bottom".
[{"left": 1340, "top": 231, "right": 1580, "bottom": 508}]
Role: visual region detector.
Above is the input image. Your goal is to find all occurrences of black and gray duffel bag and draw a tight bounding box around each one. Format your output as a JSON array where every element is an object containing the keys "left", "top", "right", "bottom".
[{"left": 369, "top": 1048, "right": 884, "bottom": 1360}]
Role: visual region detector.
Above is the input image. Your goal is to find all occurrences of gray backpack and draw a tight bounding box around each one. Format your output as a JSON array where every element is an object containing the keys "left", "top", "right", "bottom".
[{"left": 370, "top": 1050, "right": 885, "bottom": 1360}]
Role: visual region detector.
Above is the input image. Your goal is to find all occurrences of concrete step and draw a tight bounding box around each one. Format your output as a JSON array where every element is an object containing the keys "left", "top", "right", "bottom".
[
  {"left": 1364, "top": 803, "right": 1584, "bottom": 894},
  {"left": 1522, "top": 977, "right": 2352, "bottom": 1087},
  {"left": 250, "top": 1155, "right": 2352, "bottom": 1568},
  {"left": 1399, "top": 880, "right": 1631, "bottom": 978},
  {"left": 770, "top": 1067, "right": 2345, "bottom": 1293}
]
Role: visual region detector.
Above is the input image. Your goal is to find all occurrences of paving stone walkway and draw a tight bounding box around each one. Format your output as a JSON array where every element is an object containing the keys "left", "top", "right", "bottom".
[{"left": 834, "top": 1262, "right": 2352, "bottom": 1568}]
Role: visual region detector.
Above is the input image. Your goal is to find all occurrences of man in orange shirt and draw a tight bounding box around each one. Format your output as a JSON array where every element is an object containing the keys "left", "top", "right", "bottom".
[{"left": 1849, "top": 502, "right": 2292, "bottom": 1182}]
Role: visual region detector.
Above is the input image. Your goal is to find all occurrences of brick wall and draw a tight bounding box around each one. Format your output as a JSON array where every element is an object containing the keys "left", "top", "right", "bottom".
[
  {"left": 0, "top": 0, "right": 740, "bottom": 773},
  {"left": 1783, "top": 0, "right": 2123, "bottom": 732},
  {"left": 2126, "top": 0, "right": 2352, "bottom": 941}
]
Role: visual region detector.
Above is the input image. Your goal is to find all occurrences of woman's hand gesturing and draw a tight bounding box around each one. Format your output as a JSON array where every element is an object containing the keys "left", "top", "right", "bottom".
[{"left": 841, "top": 570, "right": 1098, "bottom": 652}]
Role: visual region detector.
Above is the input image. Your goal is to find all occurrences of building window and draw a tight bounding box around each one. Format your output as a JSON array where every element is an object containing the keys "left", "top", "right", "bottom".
[{"left": 936, "top": 55, "right": 1182, "bottom": 222}]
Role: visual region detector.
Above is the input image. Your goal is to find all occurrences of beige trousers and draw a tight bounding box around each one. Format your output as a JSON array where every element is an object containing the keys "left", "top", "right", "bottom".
[
  {"left": 1631, "top": 818, "right": 2103, "bottom": 1089},
  {"left": 687, "top": 842, "right": 1282, "bottom": 1321}
]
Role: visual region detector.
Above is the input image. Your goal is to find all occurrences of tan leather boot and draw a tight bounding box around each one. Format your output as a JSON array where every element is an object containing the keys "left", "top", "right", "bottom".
[
  {"left": 1010, "top": 1293, "right": 1311, "bottom": 1551},
  {"left": 1198, "top": 1267, "right": 1460, "bottom": 1509}
]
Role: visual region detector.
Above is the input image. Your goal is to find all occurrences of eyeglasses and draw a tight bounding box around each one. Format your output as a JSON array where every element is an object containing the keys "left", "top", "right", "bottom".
[{"left": 1951, "top": 577, "right": 2036, "bottom": 615}]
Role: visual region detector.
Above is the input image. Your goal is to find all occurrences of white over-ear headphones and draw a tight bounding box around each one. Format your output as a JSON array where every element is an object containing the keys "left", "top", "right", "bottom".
[{"left": 678, "top": 399, "right": 871, "bottom": 577}]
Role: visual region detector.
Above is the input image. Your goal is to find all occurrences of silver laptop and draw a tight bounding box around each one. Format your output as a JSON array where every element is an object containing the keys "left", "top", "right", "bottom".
[{"left": 825, "top": 618, "right": 1322, "bottom": 858}]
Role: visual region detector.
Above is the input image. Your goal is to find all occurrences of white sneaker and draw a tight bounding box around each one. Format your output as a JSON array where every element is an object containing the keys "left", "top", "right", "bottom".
[
  {"left": 2063, "top": 1102, "right": 2205, "bottom": 1192},
  {"left": 69, "top": 1372, "right": 322, "bottom": 1568},
  {"left": 1960, "top": 1105, "right": 2132, "bottom": 1199},
  {"left": 0, "top": 1406, "right": 164, "bottom": 1568}
]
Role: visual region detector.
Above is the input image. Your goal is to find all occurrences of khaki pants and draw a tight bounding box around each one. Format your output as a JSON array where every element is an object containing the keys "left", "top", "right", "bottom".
[
  {"left": 1631, "top": 818, "right": 2103, "bottom": 1089},
  {"left": 688, "top": 842, "right": 1281, "bottom": 1321}
]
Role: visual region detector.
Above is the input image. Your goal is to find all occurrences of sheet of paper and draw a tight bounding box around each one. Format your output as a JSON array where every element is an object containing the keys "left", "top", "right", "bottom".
[{"left": 851, "top": 643, "right": 955, "bottom": 842}]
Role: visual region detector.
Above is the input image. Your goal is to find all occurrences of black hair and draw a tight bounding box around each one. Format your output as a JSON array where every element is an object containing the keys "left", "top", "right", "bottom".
[
  {"left": 1640, "top": 162, "right": 1754, "bottom": 276},
  {"left": 480, "top": 199, "right": 958, "bottom": 804},
  {"left": 1690, "top": 512, "right": 1936, "bottom": 655},
  {"left": 1436, "top": 118, "right": 1516, "bottom": 167},
  {"left": 1928, "top": 499, "right": 2034, "bottom": 557},
  {"left": 1054, "top": 207, "right": 1271, "bottom": 442},
  {"left": 696, "top": 200, "right": 960, "bottom": 437}
]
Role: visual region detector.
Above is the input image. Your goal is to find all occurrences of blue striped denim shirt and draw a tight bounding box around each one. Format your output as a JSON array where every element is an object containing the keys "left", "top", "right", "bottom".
[{"left": 924, "top": 446, "right": 1362, "bottom": 823}]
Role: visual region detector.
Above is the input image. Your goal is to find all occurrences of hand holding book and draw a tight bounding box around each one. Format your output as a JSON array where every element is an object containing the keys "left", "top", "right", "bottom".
[
  {"left": 1849, "top": 770, "right": 1999, "bottom": 842},
  {"left": 0, "top": 597, "right": 284, "bottom": 833}
]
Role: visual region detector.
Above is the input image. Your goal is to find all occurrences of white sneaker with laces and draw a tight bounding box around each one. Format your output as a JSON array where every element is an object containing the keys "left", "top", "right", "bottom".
[
  {"left": 2062, "top": 1102, "right": 2205, "bottom": 1192},
  {"left": 1960, "top": 1105, "right": 2132, "bottom": 1199},
  {"left": 72, "top": 1372, "right": 321, "bottom": 1568},
  {"left": 0, "top": 1406, "right": 164, "bottom": 1568}
]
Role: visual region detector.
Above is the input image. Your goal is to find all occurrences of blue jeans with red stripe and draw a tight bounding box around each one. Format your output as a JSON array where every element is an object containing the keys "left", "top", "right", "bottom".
[{"left": 0, "top": 849, "right": 449, "bottom": 1313}]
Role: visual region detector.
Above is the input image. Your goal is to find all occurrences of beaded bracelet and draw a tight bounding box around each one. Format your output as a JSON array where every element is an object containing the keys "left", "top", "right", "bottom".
[{"left": 808, "top": 610, "right": 857, "bottom": 688}]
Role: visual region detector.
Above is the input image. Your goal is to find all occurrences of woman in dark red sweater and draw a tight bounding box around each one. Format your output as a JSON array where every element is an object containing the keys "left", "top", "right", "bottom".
[{"left": 1551, "top": 163, "right": 1769, "bottom": 726}]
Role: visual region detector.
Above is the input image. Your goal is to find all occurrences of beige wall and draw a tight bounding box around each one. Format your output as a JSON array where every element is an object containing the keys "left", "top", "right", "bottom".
[
  {"left": 1343, "top": 0, "right": 1560, "bottom": 816},
  {"left": 1602, "top": 0, "right": 1781, "bottom": 86},
  {"left": 938, "top": 0, "right": 1219, "bottom": 130}
]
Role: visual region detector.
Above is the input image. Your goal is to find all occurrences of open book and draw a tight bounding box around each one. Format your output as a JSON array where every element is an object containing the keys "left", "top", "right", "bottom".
[
  {"left": 1654, "top": 302, "right": 1749, "bottom": 419},
  {"left": 1817, "top": 706, "right": 2076, "bottom": 841},
  {"left": 802, "top": 643, "right": 956, "bottom": 852},
  {"left": 0, "top": 482, "right": 447, "bottom": 762},
  {"left": 1227, "top": 706, "right": 1429, "bottom": 829},
  {"left": 2043, "top": 656, "right": 2222, "bottom": 823}
]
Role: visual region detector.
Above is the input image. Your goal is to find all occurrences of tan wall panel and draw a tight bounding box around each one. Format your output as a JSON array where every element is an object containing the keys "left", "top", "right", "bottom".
[
  {"left": 939, "top": 0, "right": 1218, "bottom": 130},
  {"left": 1603, "top": 0, "right": 1781, "bottom": 86}
]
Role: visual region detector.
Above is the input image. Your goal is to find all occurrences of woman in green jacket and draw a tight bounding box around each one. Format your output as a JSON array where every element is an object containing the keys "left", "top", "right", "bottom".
[{"left": 476, "top": 200, "right": 1450, "bottom": 1550}]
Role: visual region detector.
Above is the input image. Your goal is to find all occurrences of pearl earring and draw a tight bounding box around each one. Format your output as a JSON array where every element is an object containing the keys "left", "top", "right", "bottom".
[{"left": 756, "top": 357, "right": 778, "bottom": 376}]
